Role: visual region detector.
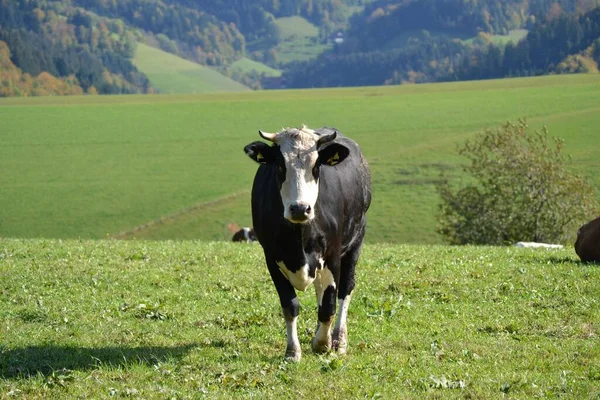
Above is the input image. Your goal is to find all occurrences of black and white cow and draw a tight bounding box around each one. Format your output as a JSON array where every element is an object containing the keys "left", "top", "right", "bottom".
[
  {"left": 244, "top": 125, "right": 371, "bottom": 361},
  {"left": 232, "top": 227, "right": 257, "bottom": 243}
]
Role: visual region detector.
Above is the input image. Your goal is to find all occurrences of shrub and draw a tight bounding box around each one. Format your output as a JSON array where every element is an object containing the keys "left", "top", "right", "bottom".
[{"left": 436, "top": 119, "right": 598, "bottom": 245}]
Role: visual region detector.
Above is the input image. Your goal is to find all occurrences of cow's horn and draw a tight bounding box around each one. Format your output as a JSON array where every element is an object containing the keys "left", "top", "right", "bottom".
[
  {"left": 317, "top": 131, "right": 337, "bottom": 147},
  {"left": 259, "top": 130, "right": 277, "bottom": 142}
]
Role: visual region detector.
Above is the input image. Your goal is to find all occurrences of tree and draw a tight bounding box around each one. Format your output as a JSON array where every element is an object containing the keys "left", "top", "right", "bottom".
[{"left": 436, "top": 120, "right": 598, "bottom": 245}]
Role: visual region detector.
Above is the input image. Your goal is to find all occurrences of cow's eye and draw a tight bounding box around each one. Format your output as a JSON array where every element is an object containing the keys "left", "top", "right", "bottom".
[
  {"left": 312, "top": 164, "right": 320, "bottom": 179},
  {"left": 276, "top": 164, "right": 286, "bottom": 180}
]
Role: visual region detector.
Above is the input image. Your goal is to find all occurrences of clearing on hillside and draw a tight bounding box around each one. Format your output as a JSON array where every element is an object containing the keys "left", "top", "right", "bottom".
[
  {"left": 246, "top": 16, "right": 330, "bottom": 64},
  {"left": 231, "top": 57, "right": 281, "bottom": 77},
  {"left": 133, "top": 43, "right": 250, "bottom": 94}
]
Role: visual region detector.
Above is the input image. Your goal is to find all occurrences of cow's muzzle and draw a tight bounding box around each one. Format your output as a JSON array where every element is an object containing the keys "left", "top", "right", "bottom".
[{"left": 288, "top": 203, "right": 312, "bottom": 223}]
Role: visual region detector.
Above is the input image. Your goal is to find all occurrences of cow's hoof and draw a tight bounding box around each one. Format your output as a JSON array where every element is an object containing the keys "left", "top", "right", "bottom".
[
  {"left": 332, "top": 339, "right": 347, "bottom": 354},
  {"left": 284, "top": 352, "right": 301, "bottom": 362},
  {"left": 332, "top": 328, "right": 347, "bottom": 354},
  {"left": 311, "top": 337, "right": 331, "bottom": 354},
  {"left": 285, "top": 345, "right": 301, "bottom": 362}
]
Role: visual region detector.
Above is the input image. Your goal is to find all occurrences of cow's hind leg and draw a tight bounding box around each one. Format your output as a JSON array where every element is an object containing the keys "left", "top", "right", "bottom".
[
  {"left": 333, "top": 242, "right": 362, "bottom": 354},
  {"left": 312, "top": 265, "right": 337, "bottom": 354},
  {"left": 266, "top": 258, "right": 301, "bottom": 361}
]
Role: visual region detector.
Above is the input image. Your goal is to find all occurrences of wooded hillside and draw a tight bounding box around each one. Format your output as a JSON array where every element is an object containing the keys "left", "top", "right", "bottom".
[
  {"left": 284, "top": 0, "right": 600, "bottom": 88},
  {"left": 0, "top": 0, "right": 599, "bottom": 96}
]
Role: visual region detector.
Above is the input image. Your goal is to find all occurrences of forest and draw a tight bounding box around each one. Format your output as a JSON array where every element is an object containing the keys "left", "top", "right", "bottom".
[
  {"left": 0, "top": 0, "right": 599, "bottom": 95},
  {"left": 284, "top": 1, "right": 600, "bottom": 87}
]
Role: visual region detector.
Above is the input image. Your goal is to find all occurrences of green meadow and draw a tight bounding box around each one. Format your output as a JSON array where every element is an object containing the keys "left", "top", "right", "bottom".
[
  {"left": 230, "top": 57, "right": 282, "bottom": 77},
  {"left": 132, "top": 43, "right": 250, "bottom": 94},
  {"left": 272, "top": 16, "right": 331, "bottom": 64},
  {"left": 0, "top": 74, "right": 599, "bottom": 243},
  {"left": 1, "top": 239, "right": 598, "bottom": 398}
]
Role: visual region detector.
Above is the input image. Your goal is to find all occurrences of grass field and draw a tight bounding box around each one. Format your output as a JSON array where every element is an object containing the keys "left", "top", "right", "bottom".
[
  {"left": 270, "top": 16, "right": 331, "bottom": 64},
  {"left": 132, "top": 43, "right": 250, "bottom": 94},
  {"left": 230, "top": 57, "right": 281, "bottom": 77},
  {"left": 1, "top": 74, "right": 599, "bottom": 243},
  {"left": 274, "top": 16, "right": 320, "bottom": 40},
  {"left": 462, "top": 29, "right": 529, "bottom": 46},
  {"left": 1, "top": 239, "right": 598, "bottom": 398}
]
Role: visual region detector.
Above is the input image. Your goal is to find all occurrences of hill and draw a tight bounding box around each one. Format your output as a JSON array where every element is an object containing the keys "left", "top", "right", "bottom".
[
  {"left": 2, "top": 1, "right": 600, "bottom": 95},
  {"left": 132, "top": 43, "right": 250, "bottom": 94},
  {"left": 284, "top": 4, "right": 600, "bottom": 88},
  {"left": 0, "top": 0, "right": 363, "bottom": 95},
  {"left": 1, "top": 74, "right": 599, "bottom": 243},
  {"left": 1, "top": 238, "right": 599, "bottom": 397},
  {"left": 230, "top": 58, "right": 281, "bottom": 78},
  {"left": 0, "top": 41, "right": 84, "bottom": 96}
]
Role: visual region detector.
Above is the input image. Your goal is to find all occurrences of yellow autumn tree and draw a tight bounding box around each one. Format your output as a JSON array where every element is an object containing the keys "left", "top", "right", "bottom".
[{"left": 0, "top": 41, "right": 84, "bottom": 97}]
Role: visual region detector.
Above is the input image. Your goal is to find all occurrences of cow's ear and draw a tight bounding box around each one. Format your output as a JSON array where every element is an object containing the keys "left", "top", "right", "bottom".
[
  {"left": 318, "top": 143, "right": 350, "bottom": 166},
  {"left": 244, "top": 141, "right": 277, "bottom": 164}
]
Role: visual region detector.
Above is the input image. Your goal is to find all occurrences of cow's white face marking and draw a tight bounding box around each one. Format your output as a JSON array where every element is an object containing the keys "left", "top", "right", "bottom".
[
  {"left": 276, "top": 127, "right": 320, "bottom": 223},
  {"left": 276, "top": 260, "right": 314, "bottom": 291}
]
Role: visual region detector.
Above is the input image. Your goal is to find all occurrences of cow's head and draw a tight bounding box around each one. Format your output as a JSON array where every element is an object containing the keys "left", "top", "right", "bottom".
[{"left": 244, "top": 126, "right": 350, "bottom": 223}]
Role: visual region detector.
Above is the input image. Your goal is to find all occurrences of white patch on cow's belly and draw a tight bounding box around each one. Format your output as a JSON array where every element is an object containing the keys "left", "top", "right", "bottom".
[
  {"left": 315, "top": 267, "right": 335, "bottom": 306},
  {"left": 277, "top": 261, "right": 314, "bottom": 291},
  {"left": 318, "top": 257, "right": 325, "bottom": 269}
]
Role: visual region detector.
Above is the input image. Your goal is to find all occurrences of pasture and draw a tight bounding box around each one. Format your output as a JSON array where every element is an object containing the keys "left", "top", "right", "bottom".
[
  {"left": 1, "top": 239, "right": 598, "bottom": 398},
  {"left": 270, "top": 16, "right": 331, "bottom": 64},
  {"left": 132, "top": 43, "right": 250, "bottom": 94},
  {"left": 230, "top": 57, "right": 282, "bottom": 78},
  {"left": 0, "top": 74, "right": 599, "bottom": 243}
]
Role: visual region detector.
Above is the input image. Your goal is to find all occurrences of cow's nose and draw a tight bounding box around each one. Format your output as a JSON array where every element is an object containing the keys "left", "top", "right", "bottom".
[{"left": 289, "top": 203, "right": 311, "bottom": 221}]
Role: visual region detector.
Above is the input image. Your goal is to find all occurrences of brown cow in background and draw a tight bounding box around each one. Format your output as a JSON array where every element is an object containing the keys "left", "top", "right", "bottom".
[{"left": 575, "top": 216, "right": 600, "bottom": 262}]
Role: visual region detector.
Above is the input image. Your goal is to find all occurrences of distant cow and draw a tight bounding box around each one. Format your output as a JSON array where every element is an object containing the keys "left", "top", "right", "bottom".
[
  {"left": 244, "top": 126, "right": 371, "bottom": 361},
  {"left": 575, "top": 216, "right": 600, "bottom": 262},
  {"left": 227, "top": 223, "right": 256, "bottom": 243}
]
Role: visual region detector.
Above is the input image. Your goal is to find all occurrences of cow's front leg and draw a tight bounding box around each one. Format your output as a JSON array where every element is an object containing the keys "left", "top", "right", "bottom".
[
  {"left": 312, "top": 266, "right": 337, "bottom": 353},
  {"left": 266, "top": 258, "right": 301, "bottom": 361},
  {"left": 283, "top": 298, "right": 301, "bottom": 361},
  {"left": 333, "top": 241, "right": 362, "bottom": 354},
  {"left": 332, "top": 293, "right": 352, "bottom": 354}
]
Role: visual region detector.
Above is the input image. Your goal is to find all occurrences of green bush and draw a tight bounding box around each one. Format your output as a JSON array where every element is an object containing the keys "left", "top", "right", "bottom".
[{"left": 436, "top": 119, "right": 598, "bottom": 245}]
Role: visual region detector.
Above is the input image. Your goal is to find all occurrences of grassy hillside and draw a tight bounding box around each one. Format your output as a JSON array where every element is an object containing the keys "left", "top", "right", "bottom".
[
  {"left": 1, "top": 239, "right": 598, "bottom": 398},
  {"left": 0, "top": 74, "right": 599, "bottom": 243},
  {"left": 272, "top": 16, "right": 331, "bottom": 64},
  {"left": 132, "top": 43, "right": 250, "bottom": 94},
  {"left": 230, "top": 57, "right": 281, "bottom": 77},
  {"left": 275, "top": 16, "right": 320, "bottom": 39},
  {"left": 462, "top": 29, "right": 529, "bottom": 46}
]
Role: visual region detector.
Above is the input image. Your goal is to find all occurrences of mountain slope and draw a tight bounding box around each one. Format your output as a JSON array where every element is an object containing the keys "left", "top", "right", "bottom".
[
  {"left": 132, "top": 43, "right": 250, "bottom": 94},
  {"left": 284, "top": 5, "right": 600, "bottom": 88}
]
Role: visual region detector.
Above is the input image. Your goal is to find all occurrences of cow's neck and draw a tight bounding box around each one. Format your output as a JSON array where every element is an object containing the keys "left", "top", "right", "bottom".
[{"left": 289, "top": 221, "right": 323, "bottom": 255}]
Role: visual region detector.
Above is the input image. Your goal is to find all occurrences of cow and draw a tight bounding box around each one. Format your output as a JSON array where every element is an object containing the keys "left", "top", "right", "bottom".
[
  {"left": 232, "top": 227, "right": 256, "bottom": 243},
  {"left": 575, "top": 216, "right": 600, "bottom": 262},
  {"left": 243, "top": 125, "right": 371, "bottom": 362},
  {"left": 228, "top": 223, "right": 257, "bottom": 243}
]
